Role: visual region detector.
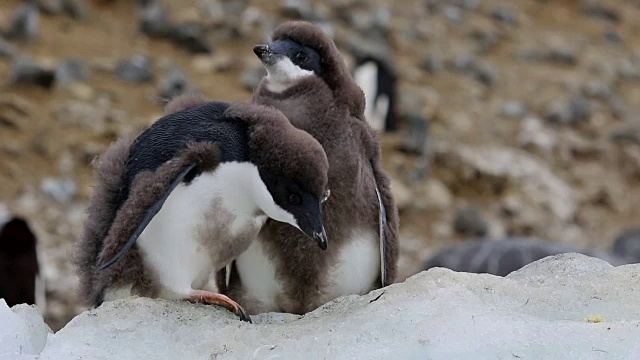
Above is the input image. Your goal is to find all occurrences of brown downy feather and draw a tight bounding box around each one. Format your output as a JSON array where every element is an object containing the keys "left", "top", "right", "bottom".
[
  {"left": 75, "top": 137, "right": 222, "bottom": 307},
  {"left": 235, "top": 21, "right": 399, "bottom": 314},
  {"left": 164, "top": 93, "right": 209, "bottom": 115},
  {"left": 271, "top": 21, "right": 365, "bottom": 118}
]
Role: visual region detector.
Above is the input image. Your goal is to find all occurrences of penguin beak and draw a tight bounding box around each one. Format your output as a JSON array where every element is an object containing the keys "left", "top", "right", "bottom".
[
  {"left": 253, "top": 44, "right": 274, "bottom": 64},
  {"left": 297, "top": 206, "right": 328, "bottom": 250}
]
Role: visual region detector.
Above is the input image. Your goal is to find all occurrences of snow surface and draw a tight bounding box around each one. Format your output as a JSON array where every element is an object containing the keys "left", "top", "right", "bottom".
[{"left": 1, "top": 253, "right": 639, "bottom": 359}]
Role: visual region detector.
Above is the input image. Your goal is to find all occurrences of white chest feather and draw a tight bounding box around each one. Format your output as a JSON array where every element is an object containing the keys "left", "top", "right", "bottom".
[
  {"left": 325, "top": 230, "right": 381, "bottom": 301},
  {"left": 234, "top": 237, "right": 282, "bottom": 309},
  {"left": 354, "top": 61, "right": 389, "bottom": 133},
  {"left": 130, "top": 162, "right": 268, "bottom": 299},
  {"left": 265, "top": 57, "right": 314, "bottom": 93}
]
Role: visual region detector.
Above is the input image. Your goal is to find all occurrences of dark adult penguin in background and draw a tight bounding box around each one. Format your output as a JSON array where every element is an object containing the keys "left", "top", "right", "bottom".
[
  {"left": 225, "top": 21, "right": 399, "bottom": 315},
  {"left": 422, "top": 237, "right": 626, "bottom": 277},
  {"left": 0, "top": 210, "right": 44, "bottom": 309},
  {"left": 74, "top": 95, "right": 329, "bottom": 322},
  {"left": 352, "top": 55, "right": 398, "bottom": 133}
]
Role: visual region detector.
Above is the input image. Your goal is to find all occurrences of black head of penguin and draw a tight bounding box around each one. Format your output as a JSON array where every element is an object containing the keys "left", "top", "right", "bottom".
[
  {"left": 253, "top": 21, "right": 366, "bottom": 117},
  {"left": 253, "top": 39, "right": 323, "bottom": 77},
  {"left": 225, "top": 102, "right": 330, "bottom": 249}
]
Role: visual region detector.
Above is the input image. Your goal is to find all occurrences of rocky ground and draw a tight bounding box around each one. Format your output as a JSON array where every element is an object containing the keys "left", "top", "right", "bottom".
[{"left": 2, "top": 0, "right": 640, "bottom": 330}]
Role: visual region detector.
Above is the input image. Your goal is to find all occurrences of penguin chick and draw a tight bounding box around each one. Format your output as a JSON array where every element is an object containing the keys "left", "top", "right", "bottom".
[
  {"left": 74, "top": 96, "right": 329, "bottom": 322},
  {"left": 0, "top": 215, "right": 43, "bottom": 309},
  {"left": 227, "top": 21, "right": 399, "bottom": 315}
]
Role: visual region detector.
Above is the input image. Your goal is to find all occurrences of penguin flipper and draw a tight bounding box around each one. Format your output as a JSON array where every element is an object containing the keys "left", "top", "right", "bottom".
[
  {"left": 370, "top": 159, "right": 399, "bottom": 287},
  {"left": 97, "top": 162, "right": 197, "bottom": 270}
]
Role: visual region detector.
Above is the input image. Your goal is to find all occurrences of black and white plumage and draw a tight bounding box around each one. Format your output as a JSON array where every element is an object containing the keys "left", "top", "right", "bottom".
[
  {"left": 74, "top": 96, "right": 329, "bottom": 322},
  {"left": 352, "top": 55, "right": 397, "bottom": 133}
]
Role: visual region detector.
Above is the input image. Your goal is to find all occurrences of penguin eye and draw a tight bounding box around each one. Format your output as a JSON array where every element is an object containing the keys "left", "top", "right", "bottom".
[
  {"left": 288, "top": 193, "right": 302, "bottom": 205},
  {"left": 321, "top": 189, "right": 331, "bottom": 203},
  {"left": 295, "top": 52, "right": 308, "bottom": 63}
]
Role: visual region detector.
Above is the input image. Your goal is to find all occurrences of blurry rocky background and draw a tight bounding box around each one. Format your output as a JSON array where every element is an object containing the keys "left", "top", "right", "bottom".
[{"left": 1, "top": 0, "right": 640, "bottom": 330}]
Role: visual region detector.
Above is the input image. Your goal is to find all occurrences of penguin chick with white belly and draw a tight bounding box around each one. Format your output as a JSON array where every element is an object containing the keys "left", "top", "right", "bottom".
[
  {"left": 224, "top": 21, "right": 399, "bottom": 315},
  {"left": 74, "top": 95, "right": 329, "bottom": 322}
]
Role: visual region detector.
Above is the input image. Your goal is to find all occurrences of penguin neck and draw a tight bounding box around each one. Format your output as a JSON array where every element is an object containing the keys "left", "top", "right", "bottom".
[{"left": 214, "top": 162, "right": 268, "bottom": 235}]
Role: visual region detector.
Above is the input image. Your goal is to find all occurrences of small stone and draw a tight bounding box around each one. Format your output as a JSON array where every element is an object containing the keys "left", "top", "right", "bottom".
[
  {"left": 4, "top": 3, "right": 39, "bottom": 41},
  {"left": 450, "top": 54, "right": 476, "bottom": 73},
  {"left": 66, "top": 83, "right": 94, "bottom": 101},
  {"left": 62, "top": 0, "right": 87, "bottom": 20},
  {"left": 397, "top": 112, "right": 429, "bottom": 156},
  {"left": 470, "top": 29, "right": 500, "bottom": 54},
  {"left": 500, "top": 101, "right": 527, "bottom": 118},
  {"left": 422, "top": 53, "right": 444, "bottom": 73},
  {"left": 518, "top": 116, "right": 556, "bottom": 153},
  {"left": 618, "top": 60, "right": 640, "bottom": 80},
  {"left": 139, "top": 2, "right": 175, "bottom": 38},
  {"left": 36, "top": 0, "right": 64, "bottom": 15},
  {"left": 443, "top": 6, "right": 462, "bottom": 23},
  {"left": 604, "top": 30, "right": 622, "bottom": 43},
  {"left": 582, "top": 80, "right": 611, "bottom": 99},
  {"left": 0, "top": 36, "right": 16, "bottom": 58},
  {"left": 9, "top": 57, "right": 56, "bottom": 89},
  {"left": 582, "top": 0, "right": 620, "bottom": 23},
  {"left": 55, "top": 58, "right": 88, "bottom": 86},
  {"left": 171, "top": 24, "right": 213, "bottom": 54},
  {"left": 473, "top": 63, "right": 496, "bottom": 86},
  {"left": 158, "top": 66, "right": 189, "bottom": 99},
  {"left": 490, "top": 7, "right": 517, "bottom": 25},
  {"left": 40, "top": 178, "right": 77, "bottom": 204},
  {"left": 240, "top": 64, "right": 266, "bottom": 91},
  {"left": 453, "top": 206, "right": 489, "bottom": 237},
  {"left": 280, "top": 0, "right": 313, "bottom": 19},
  {"left": 546, "top": 47, "right": 578, "bottom": 66},
  {"left": 544, "top": 96, "right": 592, "bottom": 125},
  {"left": 450, "top": 56, "right": 496, "bottom": 85},
  {"left": 115, "top": 54, "right": 153, "bottom": 83},
  {"left": 454, "top": 0, "right": 479, "bottom": 10},
  {"left": 610, "top": 125, "right": 640, "bottom": 146}
]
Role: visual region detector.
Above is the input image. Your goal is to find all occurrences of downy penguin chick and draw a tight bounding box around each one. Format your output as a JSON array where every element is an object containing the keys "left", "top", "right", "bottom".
[
  {"left": 74, "top": 95, "right": 329, "bottom": 322},
  {"left": 225, "top": 21, "right": 399, "bottom": 315}
]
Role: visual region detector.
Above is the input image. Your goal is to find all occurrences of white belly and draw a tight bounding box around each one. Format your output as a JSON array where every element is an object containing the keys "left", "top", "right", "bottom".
[
  {"left": 137, "top": 178, "right": 218, "bottom": 299},
  {"left": 113, "top": 165, "right": 264, "bottom": 300},
  {"left": 234, "top": 238, "right": 283, "bottom": 310},
  {"left": 354, "top": 61, "right": 387, "bottom": 133},
  {"left": 234, "top": 229, "right": 381, "bottom": 310},
  {"left": 324, "top": 229, "right": 381, "bottom": 301}
]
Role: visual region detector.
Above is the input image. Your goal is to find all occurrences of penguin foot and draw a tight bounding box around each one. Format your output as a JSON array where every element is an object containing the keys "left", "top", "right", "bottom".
[{"left": 188, "top": 290, "right": 252, "bottom": 323}]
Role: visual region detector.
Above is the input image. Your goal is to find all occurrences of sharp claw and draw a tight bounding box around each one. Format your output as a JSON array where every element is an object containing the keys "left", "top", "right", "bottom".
[{"left": 237, "top": 307, "right": 252, "bottom": 323}]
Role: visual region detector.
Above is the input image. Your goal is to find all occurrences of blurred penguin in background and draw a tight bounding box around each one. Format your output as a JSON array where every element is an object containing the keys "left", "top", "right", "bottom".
[
  {"left": 352, "top": 54, "right": 398, "bottom": 133},
  {"left": 0, "top": 204, "right": 45, "bottom": 309}
]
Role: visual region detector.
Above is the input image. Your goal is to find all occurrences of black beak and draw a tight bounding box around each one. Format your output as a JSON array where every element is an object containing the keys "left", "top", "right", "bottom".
[
  {"left": 313, "top": 226, "right": 328, "bottom": 250},
  {"left": 297, "top": 206, "right": 328, "bottom": 250},
  {"left": 253, "top": 44, "right": 270, "bottom": 59}
]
